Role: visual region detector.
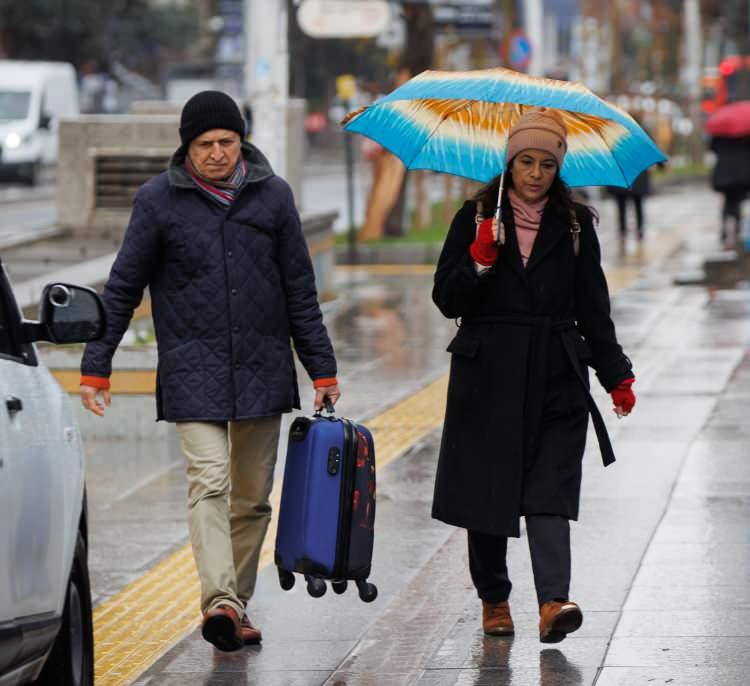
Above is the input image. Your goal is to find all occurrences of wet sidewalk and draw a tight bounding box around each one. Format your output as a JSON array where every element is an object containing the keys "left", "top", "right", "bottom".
[{"left": 44, "top": 185, "right": 750, "bottom": 685}]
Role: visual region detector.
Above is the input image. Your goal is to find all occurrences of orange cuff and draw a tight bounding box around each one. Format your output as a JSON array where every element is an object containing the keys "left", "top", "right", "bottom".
[
  {"left": 80, "top": 375, "right": 111, "bottom": 390},
  {"left": 313, "top": 377, "right": 338, "bottom": 389}
]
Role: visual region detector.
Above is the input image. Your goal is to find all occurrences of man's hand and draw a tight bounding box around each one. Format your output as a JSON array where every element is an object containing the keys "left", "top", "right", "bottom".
[
  {"left": 80, "top": 384, "right": 112, "bottom": 417},
  {"left": 314, "top": 383, "right": 341, "bottom": 411}
]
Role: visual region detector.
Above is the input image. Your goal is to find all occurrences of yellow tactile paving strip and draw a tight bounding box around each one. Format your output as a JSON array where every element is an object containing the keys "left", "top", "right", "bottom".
[
  {"left": 81, "top": 230, "right": 671, "bottom": 683},
  {"left": 54, "top": 369, "right": 156, "bottom": 394},
  {"left": 91, "top": 375, "right": 449, "bottom": 686}
]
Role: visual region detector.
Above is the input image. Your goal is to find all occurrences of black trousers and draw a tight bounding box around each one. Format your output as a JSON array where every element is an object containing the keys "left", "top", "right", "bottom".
[
  {"left": 721, "top": 190, "right": 744, "bottom": 239},
  {"left": 615, "top": 194, "right": 644, "bottom": 239},
  {"left": 468, "top": 515, "right": 570, "bottom": 607}
]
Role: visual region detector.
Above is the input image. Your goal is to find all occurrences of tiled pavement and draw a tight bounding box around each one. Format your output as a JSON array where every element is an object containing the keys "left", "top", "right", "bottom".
[{"left": 34, "top": 184, "right": 750, "bottom": 684}]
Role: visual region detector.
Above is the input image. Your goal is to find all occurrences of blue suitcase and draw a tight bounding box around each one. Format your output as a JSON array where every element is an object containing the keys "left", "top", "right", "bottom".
[{"left": 275, "top": 402, "right": 377, "bottom": 602}]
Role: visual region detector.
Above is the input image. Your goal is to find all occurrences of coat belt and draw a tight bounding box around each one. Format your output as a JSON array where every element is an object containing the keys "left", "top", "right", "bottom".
[{"left": 461, "top": 315, "right": 616, "bottom": 467}]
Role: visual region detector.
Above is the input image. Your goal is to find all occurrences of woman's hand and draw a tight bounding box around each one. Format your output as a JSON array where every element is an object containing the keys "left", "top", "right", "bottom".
[
  {"left": 469, "top": 217, "right": 499, "bottom": 266},
  {"left": 610, "top": 378, "right": 635, "bottom": 418}
]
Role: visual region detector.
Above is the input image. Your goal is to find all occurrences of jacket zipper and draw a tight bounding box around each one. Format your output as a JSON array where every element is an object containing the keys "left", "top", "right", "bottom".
[{"left": 218, "top": 216, "right": 238, "bottom": 418}]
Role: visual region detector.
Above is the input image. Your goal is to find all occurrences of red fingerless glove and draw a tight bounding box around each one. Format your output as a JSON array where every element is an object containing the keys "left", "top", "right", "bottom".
[
  {"left": 610, "top": 377, "right": 636, "bottom": 413},
  {"left": 469, "top": 217, "right": 498, "bottom": 266}
]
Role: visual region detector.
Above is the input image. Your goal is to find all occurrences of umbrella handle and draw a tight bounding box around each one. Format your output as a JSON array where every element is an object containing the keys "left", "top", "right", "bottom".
[{"left": 495, "top": 171, "right": 505, "bottom": 246}]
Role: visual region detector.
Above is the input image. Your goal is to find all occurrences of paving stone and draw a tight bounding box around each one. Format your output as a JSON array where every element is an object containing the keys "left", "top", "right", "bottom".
[{"left": 596, "top": 666, "right": 749, "bottom": 686}]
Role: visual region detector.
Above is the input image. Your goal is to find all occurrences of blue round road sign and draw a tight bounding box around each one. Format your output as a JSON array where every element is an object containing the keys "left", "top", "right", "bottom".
[{"left": 509, "top": 31, "right": 532, "bottom": 71}]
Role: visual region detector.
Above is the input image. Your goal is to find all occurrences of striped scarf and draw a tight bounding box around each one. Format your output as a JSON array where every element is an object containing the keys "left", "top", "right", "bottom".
[{"left": 185, "top": 155, "right": 247, "bottom": 206}]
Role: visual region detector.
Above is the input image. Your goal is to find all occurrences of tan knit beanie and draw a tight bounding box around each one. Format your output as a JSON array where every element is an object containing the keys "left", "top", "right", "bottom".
[{"left": 505, "top": 107, "right": 568, "bottom": 168}]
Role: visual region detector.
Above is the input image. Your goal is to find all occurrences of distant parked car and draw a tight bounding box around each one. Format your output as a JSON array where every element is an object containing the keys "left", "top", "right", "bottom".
[
  {"left": 0, "top": 260, "right": 105, "bottom": 686},
  {"left": 0, "top": 61, "right": 79, "bottom": 185}
]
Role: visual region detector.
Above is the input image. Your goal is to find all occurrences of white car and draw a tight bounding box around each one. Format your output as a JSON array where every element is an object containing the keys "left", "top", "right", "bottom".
[{"left": 0, "top": 261, "right": 104, "bottom": 686}]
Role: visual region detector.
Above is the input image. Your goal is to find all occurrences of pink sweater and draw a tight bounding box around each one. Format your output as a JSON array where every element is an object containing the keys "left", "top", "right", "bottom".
[{"left": 509, "top": 188, "right": 548, "bottom": 266}]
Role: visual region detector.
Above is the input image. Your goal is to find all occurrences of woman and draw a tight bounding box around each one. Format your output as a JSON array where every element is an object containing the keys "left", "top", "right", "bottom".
[
  {"left": 710, "top": 135, "right": 750, "bottom": 248},
  {"left": 609, "top": 168, "right": 649, "bottom": 253},
  {"left": 432, "top": 108, "right": 636, "bottom": 644}
]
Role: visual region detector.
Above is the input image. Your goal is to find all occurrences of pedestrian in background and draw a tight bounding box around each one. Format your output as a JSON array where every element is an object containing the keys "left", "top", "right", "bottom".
[
  {"left": 710, "top": 135, "right": 750, "bottom": 248},
  {"left": 609, "top": 168, "right": 650, "bottom": 254},
  {"left": 79, "top": 91, "right": 340, "bottom": 652},
  {"left": 608, "top": 113, "right": 659, "bottom": 254},
  {"left": 432, "top": 108, "right": 635, "bottom": 643}
]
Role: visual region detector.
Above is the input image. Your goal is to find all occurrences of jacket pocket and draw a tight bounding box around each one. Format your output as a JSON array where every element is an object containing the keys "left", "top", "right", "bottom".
[{"left": 446, "top": 333, "right": 480, "bottom": 358}]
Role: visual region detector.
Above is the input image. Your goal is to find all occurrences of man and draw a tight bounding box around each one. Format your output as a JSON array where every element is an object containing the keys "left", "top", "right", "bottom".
[{"left": 80, "top": 91, "right": 340, "bottom": 652}]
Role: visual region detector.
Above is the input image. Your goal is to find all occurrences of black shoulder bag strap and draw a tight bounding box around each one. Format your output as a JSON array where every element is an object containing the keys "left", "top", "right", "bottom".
[{"left": 569, "top": 208, "right": 581, "bottom": 257}]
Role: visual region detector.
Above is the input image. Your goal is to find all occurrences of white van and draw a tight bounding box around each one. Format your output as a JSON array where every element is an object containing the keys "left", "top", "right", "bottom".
[{"left": 0, "top": 61, "right": 79, "bottom": 185}]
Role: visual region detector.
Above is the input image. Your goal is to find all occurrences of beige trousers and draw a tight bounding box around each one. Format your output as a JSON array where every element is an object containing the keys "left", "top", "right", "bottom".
[{"left": 175, "top": 416, "right": 281, "bottom": 619}]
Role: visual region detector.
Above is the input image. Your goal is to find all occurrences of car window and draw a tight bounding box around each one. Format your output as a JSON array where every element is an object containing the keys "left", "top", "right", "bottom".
[
  {"left": 0, "top": 271, "right": 22, "bottom": 359},
  {"left": 0, "top": 290, "right": 20, "bottom": 357}
]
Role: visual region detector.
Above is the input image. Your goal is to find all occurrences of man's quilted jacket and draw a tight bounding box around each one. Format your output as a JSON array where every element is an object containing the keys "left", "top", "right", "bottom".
[{"left": 81, "top": 143, "right": 337, "bottom": 421}]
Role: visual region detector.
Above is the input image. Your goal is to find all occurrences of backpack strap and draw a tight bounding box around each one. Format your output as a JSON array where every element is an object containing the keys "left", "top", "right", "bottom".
[{"left": 569, "top": 208, "right": 581, "bottom": 257}]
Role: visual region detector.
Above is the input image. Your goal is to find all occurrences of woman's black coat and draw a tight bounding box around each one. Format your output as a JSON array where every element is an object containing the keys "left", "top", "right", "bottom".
[{"left": 432, "top": 197, "right": 633, "bottom": 537}]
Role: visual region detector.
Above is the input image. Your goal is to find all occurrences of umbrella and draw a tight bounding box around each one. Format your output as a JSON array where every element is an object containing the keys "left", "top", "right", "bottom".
[
  {"left": 705, "top": 101, "right": 750, "bottom": 138},
  {"left": 342, "top": 68, "right": 666, "bottom": 191}
]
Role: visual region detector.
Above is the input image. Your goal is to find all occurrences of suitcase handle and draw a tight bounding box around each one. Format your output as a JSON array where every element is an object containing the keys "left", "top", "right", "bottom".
[{"left": 314, "top": 397, "right": 336, "bottom": 417}]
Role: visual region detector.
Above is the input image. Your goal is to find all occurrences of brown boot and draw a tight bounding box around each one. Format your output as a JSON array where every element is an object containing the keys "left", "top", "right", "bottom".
[
  {"left": 482, "top": 600, "right": 514, "bottom": 636},
  {"left": 202, "top": 604, "right": 243, "bottom": 652},
  {"left": 539, "top": 600, "right": 583, "bottom": 643},
  {"left": 240, "top": 614, "right": 262, "bottom": 644}
]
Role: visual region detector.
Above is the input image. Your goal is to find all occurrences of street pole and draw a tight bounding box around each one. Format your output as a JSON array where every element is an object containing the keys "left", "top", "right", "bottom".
[
  {"left": 683, "top": 0, "right": 703, "bottom": 166},
  {"left": 336, "top": 75, "right": 357, "bottom": 262},
  {"left": 344, "top": 104, "right": 356, "bottom": 264},
  {"left": 524, "top": 0, "right": 544, "bottom": 76},
  {"left": 244, "top": 0, "right": 288, "bottom": 179}
]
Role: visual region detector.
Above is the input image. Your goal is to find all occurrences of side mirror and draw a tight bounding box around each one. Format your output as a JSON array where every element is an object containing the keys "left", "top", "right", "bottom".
[
  {"left": 39, "top": 112, "right": 52, "bottom": 130},
  {"left": 22, "top": 283, "right": 107, "bottom": 344}
]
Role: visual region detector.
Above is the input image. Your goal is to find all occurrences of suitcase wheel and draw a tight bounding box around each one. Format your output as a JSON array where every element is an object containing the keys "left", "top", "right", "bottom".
[
  {"left": 278, "top": 568, "right": 295, "bottom": 591},
  {"left": 331, "top": 580, "right": 348, "bottom": 595},
  {"left": 306, "top": 577, "right": 327, "bottom": 598},
  {"left": 356, "top": 580, "right": 378, "bottom": 603}
]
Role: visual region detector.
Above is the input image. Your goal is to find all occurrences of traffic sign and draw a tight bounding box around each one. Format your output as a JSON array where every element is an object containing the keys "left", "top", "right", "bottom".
[
  {"left": 503, "top": 30, "right": 532, "bottom": 71},
  {"left": 297, "top": 0, "right": 390, "bottom": 39}
]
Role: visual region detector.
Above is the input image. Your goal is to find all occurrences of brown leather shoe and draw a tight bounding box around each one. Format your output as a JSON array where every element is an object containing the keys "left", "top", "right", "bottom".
[
  {"left": 202, "top": 605, "right": 243, "bottom": 652},
  {"left": 539, "top": 600, "right": 583, "bottom": 643},
  {"left": 482, "top": 600, "right": 514, "bottom": 636},
  {"left": 240, "top": 614, "right": 262, "bottom": 644}
]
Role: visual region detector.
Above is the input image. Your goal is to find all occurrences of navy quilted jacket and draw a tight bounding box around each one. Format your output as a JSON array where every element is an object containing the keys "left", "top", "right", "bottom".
[{"left": 81, "top": 143, "right": 337, "bottom": 421}]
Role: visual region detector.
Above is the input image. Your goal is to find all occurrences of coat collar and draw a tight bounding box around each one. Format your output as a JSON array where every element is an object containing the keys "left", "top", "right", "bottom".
[
  {"left": 524, "top": 203, "right": 571, "bottom": 273},
  {"left": 167, "top": 141, "right": 275, "bottom": 191},
  {"left": 496, "top": 201, "right": 527, "bottom": 282}
]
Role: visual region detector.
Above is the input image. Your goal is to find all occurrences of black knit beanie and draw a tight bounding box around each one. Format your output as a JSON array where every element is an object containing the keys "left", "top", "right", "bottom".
[{"left": 179, "top": 91, "right": 245, "bottom": 147}]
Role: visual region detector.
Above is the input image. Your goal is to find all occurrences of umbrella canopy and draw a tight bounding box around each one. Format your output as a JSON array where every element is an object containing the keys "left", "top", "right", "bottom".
[
  {"left": 705, "top": 101, "right": 750, "bottom": 138},
  {"left": 342, "top": 68, "right": 666, "bottom": 188}
]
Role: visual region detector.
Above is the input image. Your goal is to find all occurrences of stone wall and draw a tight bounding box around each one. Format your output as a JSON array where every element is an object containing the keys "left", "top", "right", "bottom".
[{"left": 57, "top": 100, "right": 307, "bottom": 236}]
